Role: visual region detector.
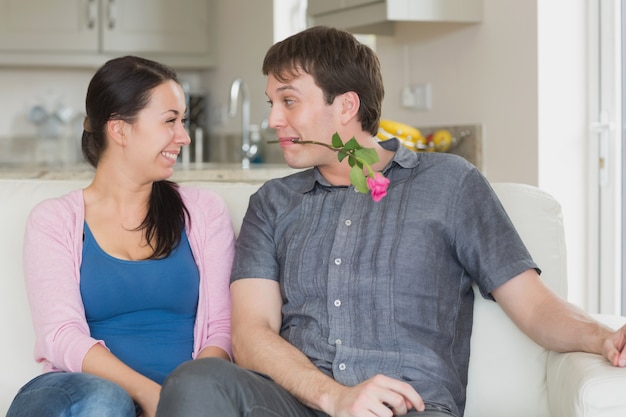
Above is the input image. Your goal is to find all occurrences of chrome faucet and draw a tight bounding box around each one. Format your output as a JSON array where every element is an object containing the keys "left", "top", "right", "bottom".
[{"left": 229, "top": 78, "right": 257, "bottom": 169}]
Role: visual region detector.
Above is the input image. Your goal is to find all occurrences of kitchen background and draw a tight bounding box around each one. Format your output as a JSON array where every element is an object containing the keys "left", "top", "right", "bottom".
[{"left": 0, "top": 0, "right": 593, "bottom": 311}]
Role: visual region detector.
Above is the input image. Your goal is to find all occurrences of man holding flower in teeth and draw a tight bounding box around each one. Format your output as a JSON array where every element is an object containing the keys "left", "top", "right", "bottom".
[{"left": 157, "top": 26, "right": 626, "bottom": 417}]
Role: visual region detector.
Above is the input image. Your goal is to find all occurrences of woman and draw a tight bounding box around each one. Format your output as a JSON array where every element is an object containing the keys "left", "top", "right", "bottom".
[{"left": 7, "top": 56, "right": 234, "bottom": 417}]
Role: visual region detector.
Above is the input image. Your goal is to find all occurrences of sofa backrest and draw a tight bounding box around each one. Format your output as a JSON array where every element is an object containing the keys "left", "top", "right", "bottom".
[
  {"left": 0, "top": 179, "right": 567, "bottom": 417},
  {"left": 0, "top": 179, "right": 262, "bottom": 414},
  {"left": 465, "top": 182, "right": 567, "bottom": 417}
]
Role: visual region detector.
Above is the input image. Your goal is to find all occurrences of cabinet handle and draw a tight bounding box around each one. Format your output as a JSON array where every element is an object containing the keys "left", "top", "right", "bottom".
[
  {"left": 107, "top": 0, "right": 117, "bottom": 30},
  {"left": 87, "top": 0, "right": 97, "bottom": 29}
]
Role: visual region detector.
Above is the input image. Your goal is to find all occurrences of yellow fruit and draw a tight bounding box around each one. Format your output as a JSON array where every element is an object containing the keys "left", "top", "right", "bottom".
[
  {"left": 377, "top": 119, "right": 424, "bottom": 151},
  {"left": 431, "top": 129, "right": 453, "bottom": 152}
]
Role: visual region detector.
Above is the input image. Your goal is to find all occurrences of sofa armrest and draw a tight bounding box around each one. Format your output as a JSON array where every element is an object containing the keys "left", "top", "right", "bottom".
[{"left": 546, "top": 314, "right": 626, "bottom": 417}]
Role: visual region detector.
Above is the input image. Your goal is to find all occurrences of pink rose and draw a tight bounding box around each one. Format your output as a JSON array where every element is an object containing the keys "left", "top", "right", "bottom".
[{"left": 367, "top": 173, "right": 390, "bottom": 202}]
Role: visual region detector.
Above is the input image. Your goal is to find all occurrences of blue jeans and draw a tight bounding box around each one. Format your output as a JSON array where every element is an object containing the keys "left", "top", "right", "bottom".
[
  {"left": 7, "top": 372, "right": 138, "bottom": 417},
  {"left": 157, "top": 358, "right": 455, "bottom": 417}
]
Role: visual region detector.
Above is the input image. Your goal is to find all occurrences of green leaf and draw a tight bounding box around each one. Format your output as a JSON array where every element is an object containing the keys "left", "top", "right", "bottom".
[
  {"left": 343, "top": 138, "right": 360, "bottom": 151},
  {"left": 354, "top": 148, "right": 379, "bottom": 165},
  {"left": 350, "top": 165, "right": 369, "bottom": 193},
  {"left": 332, "top": 133, "right": 343, "bottom": 148},
  {"left": 349, "top": 155, "right": 363, "bottom": 169}
]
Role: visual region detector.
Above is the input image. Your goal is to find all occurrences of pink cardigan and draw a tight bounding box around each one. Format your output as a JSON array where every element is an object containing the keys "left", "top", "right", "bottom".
[{"left": 23, "top": 185, "right": 235, "bottom": 373}]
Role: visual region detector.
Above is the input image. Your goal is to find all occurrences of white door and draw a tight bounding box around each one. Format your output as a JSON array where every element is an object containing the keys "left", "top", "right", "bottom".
[{"left": 589, "top": 0, "right": 623, "bottom": 315}]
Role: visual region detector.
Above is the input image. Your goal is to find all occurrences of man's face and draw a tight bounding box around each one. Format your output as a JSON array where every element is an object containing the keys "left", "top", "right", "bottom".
[{"left": 265, "top": 70, "right": 343, "bottom": 170}]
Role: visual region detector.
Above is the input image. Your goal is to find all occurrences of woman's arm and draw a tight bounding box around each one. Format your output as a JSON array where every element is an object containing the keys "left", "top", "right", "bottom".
[
  {"left": 23, "top": 195, "right": 100, "bottom": 372},
  {"left": 82, "top": 344, "right": 161, "bottom": 417},
  {"left": 185, "top": 187, "right": 235, "bottom": 359},
  {"left": 196, "top": 346, "right": 230, "bottom": 360}
]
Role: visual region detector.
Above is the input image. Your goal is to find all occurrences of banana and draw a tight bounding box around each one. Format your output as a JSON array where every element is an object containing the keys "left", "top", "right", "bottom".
[{"left": 377, "top": 119, "right": 425, "bottom": 151}]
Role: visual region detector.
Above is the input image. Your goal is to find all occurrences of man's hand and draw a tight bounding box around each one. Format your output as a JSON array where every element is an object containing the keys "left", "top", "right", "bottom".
[
  {"left": 328, "top": 374, "right": 424, "bottom": 417},
  {"left": 602, "top": 324, "right": 626, "bottom": 367}
]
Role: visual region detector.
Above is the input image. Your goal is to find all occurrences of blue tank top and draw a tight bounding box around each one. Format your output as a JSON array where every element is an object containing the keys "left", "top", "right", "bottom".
[{"left": 80, "top": 223, "right": 199, "bottom": 384}]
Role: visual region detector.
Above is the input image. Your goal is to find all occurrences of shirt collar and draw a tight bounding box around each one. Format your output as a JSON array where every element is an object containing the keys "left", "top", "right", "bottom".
[{"left": 294, "top": 137, "right": 420, "bottom": 194}]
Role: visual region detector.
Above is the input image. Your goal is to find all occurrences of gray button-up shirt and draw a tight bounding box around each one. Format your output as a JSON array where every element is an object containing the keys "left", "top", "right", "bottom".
[{"left": 232, "top": 139, "right": 538, "bottom": 417}]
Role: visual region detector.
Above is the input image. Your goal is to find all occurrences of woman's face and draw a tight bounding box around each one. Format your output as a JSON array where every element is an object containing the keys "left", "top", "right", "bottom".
[{"left": 122, "top": 80, "right": 190, "bottom": 181}]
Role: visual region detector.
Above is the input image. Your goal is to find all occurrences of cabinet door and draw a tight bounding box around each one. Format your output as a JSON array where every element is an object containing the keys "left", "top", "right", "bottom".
[
  {"left": 102, "top": 0, "right": 212, "bottom": 55},
  {"left": 308, "top": 0, "right": 379, "bottom": 16},
  {"left": 0, "top": 0, "right": 98, "bottom": 52}
]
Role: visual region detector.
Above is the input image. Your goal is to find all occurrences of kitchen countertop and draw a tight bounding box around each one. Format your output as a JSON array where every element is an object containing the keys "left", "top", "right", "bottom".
[
  {"left": 0, "top": 124, "right": 482, "bottom": 182},
  {"left": 0, "top": 162, "right": 300, "bottom": 183}
]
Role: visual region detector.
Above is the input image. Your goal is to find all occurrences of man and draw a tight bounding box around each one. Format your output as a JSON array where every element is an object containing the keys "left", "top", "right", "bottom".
[{"left": 156, "top": 26, "right": 626, "bottom": 417}]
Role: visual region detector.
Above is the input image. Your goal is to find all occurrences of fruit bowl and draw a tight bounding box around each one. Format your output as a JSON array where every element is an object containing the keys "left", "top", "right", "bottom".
[{"left": 377, "top": 120, "right": 469, "bottom": 153}]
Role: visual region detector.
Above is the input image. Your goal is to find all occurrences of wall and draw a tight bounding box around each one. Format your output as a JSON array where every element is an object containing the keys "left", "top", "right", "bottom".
[
  {"left": 537, "top": 0, "right": 588, "bottom": 309},
  {"left": 0, "top": 64, "right": 206, "bottom": 166},
  {"left": 0, "top": 0, "right": 542, "bottom": 181},
  {"left": 201, "top": 0, "right": 589, "bottom": 307},
  {"left": 0, "top": 68, "right": 89, "bottom": 141},
  {"left": 363, "top": 0, "right": 588, "bottom": 308},
  {"left": 0, "top": 0, "right": 590, "bottom": 307},
  {"left": 374, "top": 2, "right": 538, "bottom": 184},
  {"left": 202, "top": 0, "right": 277, "bottom": 162}
]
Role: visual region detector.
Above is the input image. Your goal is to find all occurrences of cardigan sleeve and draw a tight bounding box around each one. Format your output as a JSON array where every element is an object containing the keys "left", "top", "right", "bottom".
[
  {"left": 182, "top": 186, "right": 235, "bottom": 360},
  {"left": 23, "top": 191, "right": 103, "bottom": 373}
]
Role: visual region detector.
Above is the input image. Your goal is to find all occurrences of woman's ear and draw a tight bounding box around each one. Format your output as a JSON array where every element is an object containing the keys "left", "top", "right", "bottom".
[{"left": 107, "top": 119, "right": 127, "bottom": 146}]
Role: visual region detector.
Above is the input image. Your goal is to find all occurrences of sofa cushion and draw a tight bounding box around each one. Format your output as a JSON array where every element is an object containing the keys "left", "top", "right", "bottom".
[{"left": 464, "top": 183, "right": 567, "bottom": 417}]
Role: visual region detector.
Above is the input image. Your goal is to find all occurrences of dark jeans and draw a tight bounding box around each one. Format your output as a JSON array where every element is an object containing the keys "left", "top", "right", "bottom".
[{"left": 156, "top": 358, "right": 455, "bottom": 417}]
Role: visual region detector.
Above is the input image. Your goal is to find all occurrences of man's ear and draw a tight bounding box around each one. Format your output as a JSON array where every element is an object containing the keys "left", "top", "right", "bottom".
[
  {"left": 107, "top": 119, "right": 127, "bottom": 146},
  {"left": 340, "top": 91, "right": 360, "bottom": 124}
]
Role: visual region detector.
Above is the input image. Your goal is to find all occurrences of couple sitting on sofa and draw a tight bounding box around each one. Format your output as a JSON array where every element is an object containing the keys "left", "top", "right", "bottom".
[{"left": 7, "top": 26, "right": 626, "bottom": 417}]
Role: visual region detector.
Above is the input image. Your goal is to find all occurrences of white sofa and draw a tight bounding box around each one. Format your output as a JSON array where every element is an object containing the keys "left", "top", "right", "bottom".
[{"left": 1, "top": 178, "right": 625, "bottom": 416}]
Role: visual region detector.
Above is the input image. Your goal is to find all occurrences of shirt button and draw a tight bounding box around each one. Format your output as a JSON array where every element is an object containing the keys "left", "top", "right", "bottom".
[
  {"left": 334, "top": 258, "right": 342, "bottom": 265},
  {"left": 335, "top": 339, "right": 342, "bottom": 345},
  {"left": 339, "top": 363, "right": 346, "bottom": 371},
  {"left": 345, "top": 219, "right": 352, "bottom": 226},
  {"left": 334, "top": 299, "right": 341, "bottom": 307}
]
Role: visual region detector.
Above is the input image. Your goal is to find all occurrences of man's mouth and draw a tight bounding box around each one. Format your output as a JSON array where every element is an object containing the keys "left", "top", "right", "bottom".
[{"left": 278, "top": 137, "right": 300, "bottom": 143}]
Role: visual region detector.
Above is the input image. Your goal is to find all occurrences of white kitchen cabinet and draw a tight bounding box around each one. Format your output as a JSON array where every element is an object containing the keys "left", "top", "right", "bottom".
[
  {"left": 308, "top": 0, "right": 482, "bottom": 34},
  {"left": 308, "top": 0, "right": 379, "bottom": 16},
  {"left": 0, "top": 0, "right": 215, "bottom": 68}
]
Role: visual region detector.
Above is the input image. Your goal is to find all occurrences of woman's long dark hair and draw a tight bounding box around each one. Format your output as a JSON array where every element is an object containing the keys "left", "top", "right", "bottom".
[{"left": 82, "top": 55, "right": 189, "bottom": 260}]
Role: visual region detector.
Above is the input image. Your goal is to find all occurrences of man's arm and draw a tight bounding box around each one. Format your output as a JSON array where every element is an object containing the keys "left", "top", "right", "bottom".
[
  {"left": 230, "top": 278, "right": 424, "bottom": 417},
  {"left": 492, "top": 269, "right": 626, "bottom": 367}
]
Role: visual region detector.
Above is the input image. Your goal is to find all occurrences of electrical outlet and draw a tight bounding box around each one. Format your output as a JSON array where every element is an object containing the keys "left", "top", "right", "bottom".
[
  {"left": 401, "top": 87, "right": 416, "bottom": 108},
  {"left": 401, "top": 84, "right": 431, "bottom": 110},
  {"left": 413, "top": 83, "right": 432, "bottom": 111}
]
